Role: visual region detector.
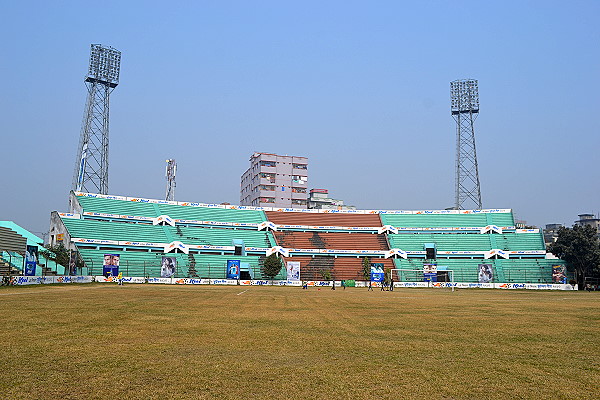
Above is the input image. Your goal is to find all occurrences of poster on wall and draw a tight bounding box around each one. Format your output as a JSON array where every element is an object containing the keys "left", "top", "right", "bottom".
[
  {"left": 103, "top": 254, "right": 120, "bottom": 277},
  {"left": 227, "top": 260, "right": 240, "bottom": 279},
  {"left": 69, "top": 250, "right": 77, "bottom": 276},
  {"left": 552, "top": 265, "right": 567, "bottom": 284},
  {"left": 370, "top": 264, "right": 384, "bottom": 282},
  {"left": 286, "top": 261, "right": 300, "bottom": 281},
  {"left": 25, "top": 245, "right": 38, "bottom": 276},
  {"left": 161, "top": 256, "right": 177, "bottom": 278},
  {"left": 423, "top": 264, "right": 437, "bottom": 282},
  {"left": 478, "top": 264, "right": 494, "bottom": 283}
]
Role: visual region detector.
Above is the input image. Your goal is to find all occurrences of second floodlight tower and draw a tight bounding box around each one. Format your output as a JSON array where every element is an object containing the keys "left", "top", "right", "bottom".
[
  {"left": 451, "top": 79, "right": 482, "bottom": 210},
  {"left": 72, "top": 44, "right": 121, "bottom": 194}
]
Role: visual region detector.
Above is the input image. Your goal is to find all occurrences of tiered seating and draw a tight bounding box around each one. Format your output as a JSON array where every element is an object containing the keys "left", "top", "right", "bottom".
[
  {"left": 282, "top": 255, "right": 394, "bottom": 281},
  {"left": 496, "top": 259, "right": 556, "bottom": 283},
  {"left": 380, "top": 211, "right": 514, "bottom": 228},
  {"left": 392, "top": 258, "right": 483, "bottom": 282},
  {"left": 267, "top": 212, "right": 389, "bottom": 279},
  {"left": 77, "top": 248, "right": 280, "bottom": 279},
  {"left": 274, "top": 231, "right": 388, "bottom": 250},
  {"left": 76, "top": 195, "right": 266, "bottom": 223},
  {"left": 169, "top": 226, "right": 271, "bottom": 248},
  {"left": 56, "top": 194, "right": 559, "bottom": 282},
  {"left": 77, "top": 196, "right": 158, "bottom": 217},
  {"left": 62, "top": 218, "right": 170, "bottom": 243},
  {"left": 495, "top": 233, "right": 545, "bottom": 251},
  {"left": 157, "top": 203, "right": 265, "bottom": 224},
  {"left": 61, "top": 218, "right": 272, "bottom": 248},
  {"left": 388, "top": 233, "right": 491, "bottom": 252},
  {"left": 388, "top": 231, "right": 545, "bottom": 252},
  {"left": 391, "top": 258, "right": 555, "bottom": 283},
  {"left": 265, "top": 211, "right": 380, "bottom": 227}
]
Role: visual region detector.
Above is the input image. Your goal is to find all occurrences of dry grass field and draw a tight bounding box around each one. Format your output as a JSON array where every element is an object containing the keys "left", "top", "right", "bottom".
[{"left": 0, "top": 283, "right": 598, "bottom": 399}]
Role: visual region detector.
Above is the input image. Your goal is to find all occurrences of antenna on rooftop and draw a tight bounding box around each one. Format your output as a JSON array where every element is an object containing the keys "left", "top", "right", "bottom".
[
  {"left": 72, "top": 44, "right": 121, "bottom": 194},
  {"left": 166, "top": 159, "right": 177, "bottom": 201},
  {"left": 451, "top": 79, "right": 482, "bottom": 210}
]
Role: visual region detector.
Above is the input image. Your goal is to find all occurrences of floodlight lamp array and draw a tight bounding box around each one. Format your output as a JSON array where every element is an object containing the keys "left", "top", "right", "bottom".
[
  {"left": 166, "top": 159, "right": 177, "bottom": 179},
  {"left": 87, "top": 44, "right": 121, "bottom": 87},
  {"left": 451, "top": 79, "right": 479, "bottom": 114}
]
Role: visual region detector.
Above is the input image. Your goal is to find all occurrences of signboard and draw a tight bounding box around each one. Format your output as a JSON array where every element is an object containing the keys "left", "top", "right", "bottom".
[
  {"left": 286, "top": 261, "right": 300, "bottom": 281},
  {"left": 25, "top": 245, "right": 38, "bottom": 276},
  {"left": 370, "top": 263, "right": 384, "bottom": 282},
  {"left": 423, "top": 263, "right": 437, "bottom": 282},
  {"left": 227, "top": 260, "right": 240, "bottom": 279},
  {"left": 552, "top": 265, "right": 567, "bottom": 284},
  {"left": 102, "top": 254, "right": 120, "bottom": 277},
  {"left": 161, "top": 256, "right": 177, "bottom": 278},
  {"left": 478, "top": 264, "right": 494, "bottom": 283}
]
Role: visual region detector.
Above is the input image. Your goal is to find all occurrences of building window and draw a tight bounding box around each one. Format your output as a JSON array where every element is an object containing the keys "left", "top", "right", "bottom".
[
  {"left": 293, "top": 163, "right": 307, "bottom": 170},
  {"left": 292, "top": 187, "right": 306, "bottom": 193},
  {"left": 291, "top": 199, "right": 307, "bottom": 206},
  {"left": 260, "top": 161, "right": 276, "bottom": 167},
  {"left": 259, "top": 185, "right": 275, "bottom": 191},
  {"left": 292, "top": 175, "right": 307, "bottom": 184},
  {"left": 260, "top": 197, "right": 275, "bottom": 204},
  {"left": 260, "top": 173, "right": 275, "bottom": 182}
]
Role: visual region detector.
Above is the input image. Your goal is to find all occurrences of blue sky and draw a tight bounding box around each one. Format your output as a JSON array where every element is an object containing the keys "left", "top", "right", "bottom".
[{"left": 1, "top": 0, "right": 599, "bottom": 237}]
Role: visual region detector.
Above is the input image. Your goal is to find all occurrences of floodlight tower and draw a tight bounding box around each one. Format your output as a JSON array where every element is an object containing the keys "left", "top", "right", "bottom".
[
  {"left": 451, "top": 79, "right": 482, "bottom": 210},
  {"left": 166, "top": 159, "right": 177, "bottom": 201},
  {"left": 72, "top": 44, "right": 121, "bottom": 194}
]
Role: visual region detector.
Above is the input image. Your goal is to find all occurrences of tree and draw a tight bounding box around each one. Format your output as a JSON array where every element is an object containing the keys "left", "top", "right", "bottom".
[
  {"left": 362, "top": 257, "right": 370, "bottom": 281},
  {"left": 262, "top": 253, "right": 283, "bottom": 281},
  {"left": 547, "top": 225, "right": 600, "bottom": 288},
  {"left": 384, "top": 268, "right": 392, "bottom": 285},
  {"left": 320, "top": 268, "right": 332, "bottom": 281}
]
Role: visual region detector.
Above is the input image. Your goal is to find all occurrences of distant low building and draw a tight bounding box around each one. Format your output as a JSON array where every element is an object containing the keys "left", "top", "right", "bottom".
[
  {"left": 543, "top": 223, "right": 563, "bottom": 246},
  {"left": 308, "top": 189, "right": 356, "bottom": 210}
]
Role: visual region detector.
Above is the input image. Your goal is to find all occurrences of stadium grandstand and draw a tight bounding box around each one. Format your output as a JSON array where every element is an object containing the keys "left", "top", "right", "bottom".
[
  {"left": 1, "top": 221, "right": 68, "bottom": 277},
  {"left": 45, "top": 191, "right": 564, "bottom": 283}
]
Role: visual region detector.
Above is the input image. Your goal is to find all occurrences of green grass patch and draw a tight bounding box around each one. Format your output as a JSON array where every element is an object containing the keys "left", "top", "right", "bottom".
[{"left": 0, "top": 284, "right": 598, "bottom": 399}]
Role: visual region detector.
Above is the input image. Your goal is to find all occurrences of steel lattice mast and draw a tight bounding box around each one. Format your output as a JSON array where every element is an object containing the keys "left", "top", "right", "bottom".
[
  {"left": 72, "top": 44, "right": 121, "bottom": 194},
  {"left": 451, "top": 79, "right": 482, "bottom": 210},
  {"left": 165, "top": 159, "right": 177, "bottom": 201}
]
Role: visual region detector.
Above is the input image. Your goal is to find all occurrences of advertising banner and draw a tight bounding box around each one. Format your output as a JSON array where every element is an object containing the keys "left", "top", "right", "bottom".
[
  {"left": 103, "top": 254, "right": 120, "bottom": 277},
  {"left": 161, "top": 256, "right": 177, "bottom": 278},
  {"left": 286, "top": 261, "right": 300, "bottom": 281},
  {"left": 478, "top": 264, "right": 494, "bottom": 283},
  {"left": 423, "top": 264, "right": 437, "bottom": 282},
  {"left": 496, "top": 283, "right": 526, "bottom": 290},
  {"left": 552, "top": 265, "right": 567, "bottom": 284},
  {"left": 25, "top": 245, "right": 38, "bottom": 276},
  {"left": 227, "top": 260, "right": 241, "bottom": 280},
  {"left": 147, "top": 277, "right": 173, "bottom": 284},
  {"left": 69, "top": 250, "right": 77, "bottom": 275},
  {"left": 370, "top": 264, "right": 384, "bottom": 282}
]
